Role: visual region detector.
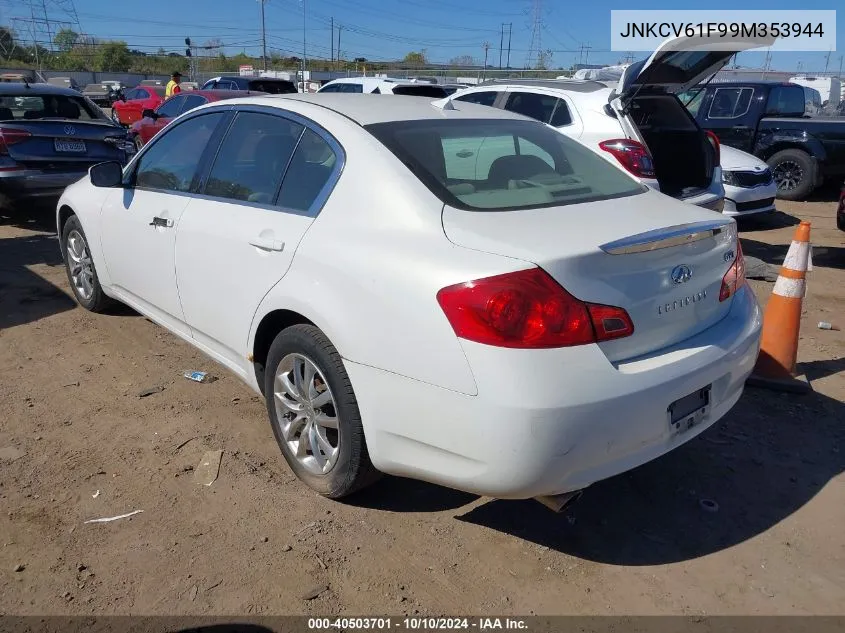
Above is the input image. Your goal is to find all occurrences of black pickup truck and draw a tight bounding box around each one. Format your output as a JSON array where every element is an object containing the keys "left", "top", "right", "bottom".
[{"left": 681, "top": 81, "right": 845, "bottom": 200}]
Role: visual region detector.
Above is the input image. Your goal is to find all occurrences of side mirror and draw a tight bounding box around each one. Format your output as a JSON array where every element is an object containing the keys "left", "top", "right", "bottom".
[
  {"left": 142, "top": 109, "right": 158, "bottom": 120},
  {"left": 89, "top": 161, "right": 124, "bottom": 188}
]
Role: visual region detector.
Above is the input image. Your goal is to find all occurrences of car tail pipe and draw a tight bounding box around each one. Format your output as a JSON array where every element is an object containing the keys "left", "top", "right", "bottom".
[{"left": 533, "top": 489, "right": 584, "bottom": 513}]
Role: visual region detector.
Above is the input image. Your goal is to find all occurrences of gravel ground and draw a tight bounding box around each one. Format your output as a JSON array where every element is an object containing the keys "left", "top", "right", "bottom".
[{"left": 0, "top": 196, "right": 843, "bottom": 616}]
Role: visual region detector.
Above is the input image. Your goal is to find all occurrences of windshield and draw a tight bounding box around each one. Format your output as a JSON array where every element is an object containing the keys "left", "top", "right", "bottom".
[
  {"left": 366, "top": 119, "right": 645, "bottom": 211},
  {"left": 0, "top": 93, "right": 108, "bottom": 121}
]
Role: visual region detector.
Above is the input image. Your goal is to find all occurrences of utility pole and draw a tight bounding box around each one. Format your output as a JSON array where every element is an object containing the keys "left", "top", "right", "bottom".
[
  {"left": 583, "top": 44, "right": 591, "bottom": 66},
  {"left": 337, "top": 26, "right": 342, "bottom": 68},
  {"left": 258, "top": 0, "right": 267, "bottom": 71},
  {"left": 330, "top": 17, "right": 334, "bottom": 66},
  {"left": 301, "top": 0, "right": 307, "bottom": 86},
  {"left": 482, "top": 42, "right": 490, "bottom": 79},
  {"left": 506, "top": 23, "right": 512, "bottom": 69},
  {"left": 499, "top": 23, "right": 504, "bottom": 69},
  {"left": 823, "top": 49, "right": 831, "bottom": 73}
]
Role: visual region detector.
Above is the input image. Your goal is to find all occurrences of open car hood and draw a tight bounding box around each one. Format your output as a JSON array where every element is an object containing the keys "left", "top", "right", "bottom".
[{"left": 614, "top": 33, "right": 776, "bottom": 102}]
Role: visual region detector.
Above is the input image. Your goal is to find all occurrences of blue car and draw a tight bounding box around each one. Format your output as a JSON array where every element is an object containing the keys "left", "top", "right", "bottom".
[{"left": 0, "top": 82, "right": 133, "bottom": 209}]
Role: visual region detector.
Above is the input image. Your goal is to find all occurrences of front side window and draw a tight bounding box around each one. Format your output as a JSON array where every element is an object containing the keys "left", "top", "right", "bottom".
[
  {"left": 156, "top": 95, "right": 185, "bottom": 118},
  {"left": 204, "top": 112, "right": 304, "bottom": 204},
  {"left": 708, "top": 88, "right": 753, "bottom": 119},
  {"left": 455, "top": 91, "right": 498, "bottom": 107},
  {"left": 134, "top": 112, "right": 224, "bottom": 192},
  {"left": 367, "top": 119, "right": 644, "bottom": 211},
  {"left": 136, "top": 89, "right": 150, "bottom": 100},
  {"left": 319, "top": 84, "right": 341, "bottom": 93},
  {"left": 340, "top": 83, "right": 363, "bottom": 93}
]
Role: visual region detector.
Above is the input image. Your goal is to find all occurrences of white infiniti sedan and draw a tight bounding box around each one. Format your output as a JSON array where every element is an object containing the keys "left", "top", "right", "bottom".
[{"left": 56, "top": 94, "right": 762, "bottom": 506}]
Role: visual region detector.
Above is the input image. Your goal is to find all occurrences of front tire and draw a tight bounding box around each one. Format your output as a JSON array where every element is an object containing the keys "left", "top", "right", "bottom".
[
  {"left": 769, "top": 149, "right": 815, "bottom": 201},
  {"left": 264, "top": 324, "right": 380, "bottom": 498},
  {"left": 61, "top": 215, "right": 112, "bottom": 312}
]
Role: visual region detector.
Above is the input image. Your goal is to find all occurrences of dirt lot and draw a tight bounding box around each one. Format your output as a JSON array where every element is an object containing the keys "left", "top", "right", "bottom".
[{"left": 1, "top": 198, "right": 843, "bottom": 616}]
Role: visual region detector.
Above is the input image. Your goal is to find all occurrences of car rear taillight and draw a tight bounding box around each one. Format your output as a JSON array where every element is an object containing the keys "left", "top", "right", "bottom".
[
  {"left": 436, "top": 268, "right": 634, "bottom": 349},
  {"left": 706, "top": 130, "right": 721, "bottom": 165},
  {"left": 0, "top": 127, "right": 31, "bottom": 155},
  {"left": 598, "top": 139, "right": 655, "bottom": 179},
  {"left": 719, "top": 241, "right": 747, "bottom": 302}
]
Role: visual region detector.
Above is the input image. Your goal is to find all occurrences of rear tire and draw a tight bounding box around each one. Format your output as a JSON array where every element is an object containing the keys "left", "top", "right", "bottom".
[
  {"left": 61, "top": 215, "right": 113, "bottom": 313},
  {"left": 264, "top": 324, "right": 380, "bottom": 498},
  {"left": 768, "top": 149, "right": 815, "bottom": 201}
]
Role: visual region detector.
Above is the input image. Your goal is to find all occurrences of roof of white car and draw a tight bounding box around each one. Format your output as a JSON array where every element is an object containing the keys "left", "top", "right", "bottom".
[
  {"left": 478, "top": 78, "right": 611, "bottom": 93},
  {"left": 219, "top": 93, "right": 533, "bottom": 125}
]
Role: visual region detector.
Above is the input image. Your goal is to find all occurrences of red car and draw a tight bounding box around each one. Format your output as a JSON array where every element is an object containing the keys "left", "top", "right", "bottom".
[
  {"left": 111, "top": 85, "right": 166, "bottom": 126},
  {"left": 128, "top": 90, "right": 256, "bottom": 149}
]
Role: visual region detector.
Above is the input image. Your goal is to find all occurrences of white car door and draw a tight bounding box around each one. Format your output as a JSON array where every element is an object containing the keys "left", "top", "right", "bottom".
[
  {"left": 100, "top": 111, "right": 226, "bottom": 336},
  {"left": 175, "top": 109, "right": 343, "bottom": 368}
]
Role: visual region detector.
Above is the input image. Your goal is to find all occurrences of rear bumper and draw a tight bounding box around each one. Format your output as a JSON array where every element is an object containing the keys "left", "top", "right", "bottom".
[
  {"left": 349, "top": 285, "right": 762, "bottom": 499},
  {"left": 723, "top": 181, "right": 778, "bottom": 217},
  {"left": 0, "top": 169, "right": 88, "bottom": 202}
]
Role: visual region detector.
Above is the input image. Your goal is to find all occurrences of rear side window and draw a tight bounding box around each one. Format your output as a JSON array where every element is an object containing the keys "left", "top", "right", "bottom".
[
  {"left": 455, "top": 91, "right": 498, "bottom": 106},
  {"left": 278, "top": 129, "right": 338, "bottom": 212},
  {"left": 707, "top": 88, "right": 753, "bottom": 119},
  {"left": 504, "top": 92, "right": 558, "bottom": 124},
  {"left": 0, "top": 93, "right": 106, "bottom": 121},
  {"left": 205, "top": 112, "right": 304, "bottom": 204},
  {"left": 340, "top": 83, "right": 363, "bottom": 93},
  {"left": 367, "top": 119, "right": 644, "bottom": 211},
  {"left": 319, "top": 84, "right": 341, "bottom": 93},
  {"left": 767, "top": 86, "right": 805, "bottom": 116}
]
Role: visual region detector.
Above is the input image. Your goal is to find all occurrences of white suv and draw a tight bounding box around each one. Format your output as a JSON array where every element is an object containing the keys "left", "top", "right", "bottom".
[
  {"left": 452, "top": 79, "right": 725, "bottom": 211},
  {"left": 450, "top": 36, "right": 775, "bottom": 212}
]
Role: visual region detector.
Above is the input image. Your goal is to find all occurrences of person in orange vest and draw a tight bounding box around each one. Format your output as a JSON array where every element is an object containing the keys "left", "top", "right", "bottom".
[{"left": 165, "top": 71, "right": 182, "bottom": 98}]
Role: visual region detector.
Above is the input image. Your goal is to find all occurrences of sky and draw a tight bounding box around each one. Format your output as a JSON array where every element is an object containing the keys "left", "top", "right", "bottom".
[{"left": 1, "top": 0, "right": 842, "bottom": 73}]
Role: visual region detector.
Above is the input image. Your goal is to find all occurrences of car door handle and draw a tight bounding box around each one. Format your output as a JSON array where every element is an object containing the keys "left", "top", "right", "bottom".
[
  {"left": 249, "top": 236, "right": 285, "bottom": 252},
  {"left": 732, "top": 125, "right": 750, "bottom": 130},
  {"left": 149, "top": 216, "right": 173, "bottom": 228}
]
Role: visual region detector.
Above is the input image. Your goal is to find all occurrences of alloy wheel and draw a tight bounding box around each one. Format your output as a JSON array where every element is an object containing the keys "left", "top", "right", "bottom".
[
  {"left": 66, "top": 229, "right": 95, "bottom": 301},
  {"left": 773, "top": 160, "right": 803, "bottom": 191},
  {"left": 273, "top": 353, "right": 340, "bottom": 475}
]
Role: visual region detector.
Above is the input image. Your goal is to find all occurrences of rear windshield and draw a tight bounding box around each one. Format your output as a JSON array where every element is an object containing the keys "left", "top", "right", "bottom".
[
  {"left": 366, "top": 119, "right": 645, "bottom": 211},
  {"left": 248, "top": 80, "right": 297, "bottom": 94},
  {"left": 392, "top": 85, "right": 448, "bottom": 98},
  {"left": 0, "top": 93, "right": 107, "bottom": 121}
]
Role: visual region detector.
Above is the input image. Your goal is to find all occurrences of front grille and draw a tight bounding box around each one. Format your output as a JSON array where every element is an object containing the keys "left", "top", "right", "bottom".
[
  {"left": 736, "top": 197, "right": 775, "bottom": 212},
  {"left": 732, "top": 170, "right": 773, "bottom": 188}
]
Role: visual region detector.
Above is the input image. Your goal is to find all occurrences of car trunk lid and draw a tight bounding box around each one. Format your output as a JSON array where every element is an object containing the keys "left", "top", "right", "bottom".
[
  {"left": 0, "top": 121, "right": 128, "bottom": 166},
  {"left": 613, "top": 33, "right": 776, "bottom": 103},
  {"left": 441, "top": 192, "right": 738, "bottom": 361}
]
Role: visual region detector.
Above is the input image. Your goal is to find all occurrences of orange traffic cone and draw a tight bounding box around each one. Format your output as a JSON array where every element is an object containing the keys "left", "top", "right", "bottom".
[{"left": 746, "top": 221, "right": 812, "bottom": 393}]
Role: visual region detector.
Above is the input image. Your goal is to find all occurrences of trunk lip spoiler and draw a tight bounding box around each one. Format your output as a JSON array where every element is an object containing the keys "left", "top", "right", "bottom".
[{"left": 600, "top": 220, "right": 733, "bottom": 255}]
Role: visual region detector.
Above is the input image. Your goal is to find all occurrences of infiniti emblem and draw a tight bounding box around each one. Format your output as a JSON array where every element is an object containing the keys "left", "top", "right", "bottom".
[
  {"left": 671, "top": 265, "right": 693, "bottom": 284},
  {"left": 64, "top": 124, "right": 76, "bottom": 136}
]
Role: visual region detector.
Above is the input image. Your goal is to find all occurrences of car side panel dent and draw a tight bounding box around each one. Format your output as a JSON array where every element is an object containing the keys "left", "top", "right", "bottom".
[{"left": 754, "top": 127, "right": 827, "bottom": 162}]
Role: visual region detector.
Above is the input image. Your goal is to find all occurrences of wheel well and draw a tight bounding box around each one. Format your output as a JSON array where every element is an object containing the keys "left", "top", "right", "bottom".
[
  {"left": 252, "top": 309, "right": 314, "bottom": 394},
  {"left": 57, "top": 205, "right": 75, "bottom": 239}
]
